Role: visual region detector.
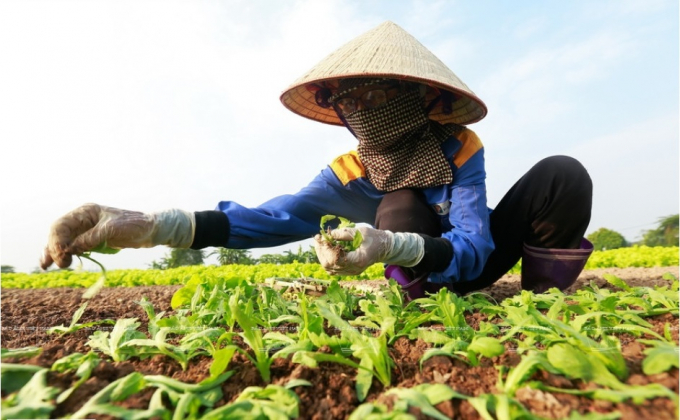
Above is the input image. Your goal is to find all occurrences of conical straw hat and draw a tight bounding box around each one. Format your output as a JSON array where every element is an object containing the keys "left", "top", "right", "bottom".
[{"left": 280, "top": 21, "right": 487, "bottom": 126}]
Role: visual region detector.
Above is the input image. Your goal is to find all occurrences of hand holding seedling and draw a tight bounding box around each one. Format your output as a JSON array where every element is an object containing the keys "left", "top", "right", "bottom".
[
  {"left": 314, "top": 215, "right": 425, "bottom": 275},
  {"left": 41, "top": 203, "right": 194, "bottom": 269}
]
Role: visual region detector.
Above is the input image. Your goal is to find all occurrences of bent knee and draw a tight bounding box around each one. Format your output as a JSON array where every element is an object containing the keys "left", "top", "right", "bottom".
[{"left": 535, "top": 155, "right": 591, "bottom": 188}]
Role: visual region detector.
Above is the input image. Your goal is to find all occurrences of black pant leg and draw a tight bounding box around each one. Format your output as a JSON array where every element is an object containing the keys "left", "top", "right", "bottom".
[
  {"left": 450, "top": 155, "right": 592, "bottom": 294},
  {"left": 374, "top": 189, "right": 442, "bottom": 237}
]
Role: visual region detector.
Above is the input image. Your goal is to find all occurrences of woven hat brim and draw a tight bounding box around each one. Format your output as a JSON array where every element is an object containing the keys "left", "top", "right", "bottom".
[
  {"left": 281, "top": 73, "right": 487, "bottom": 126},
  {"left": 279, "top": 21, "right": 488, "bottom": 126}
]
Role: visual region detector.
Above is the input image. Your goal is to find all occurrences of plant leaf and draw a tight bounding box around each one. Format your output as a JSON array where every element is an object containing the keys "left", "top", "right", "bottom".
[
  {"left": 468, "top": 336, "right": 505, "bottom": 358},
  {"left": 642, "top": 343, "right": 680, "bottom": 374},
  {"left": 210, "top": 346, "right": 238, "bottom": 378}
]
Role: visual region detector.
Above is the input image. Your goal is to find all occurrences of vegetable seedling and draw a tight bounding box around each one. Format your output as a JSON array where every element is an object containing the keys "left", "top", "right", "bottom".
[
  {"left": 47, "top": 302, "right": 114, "bottom": 335},
  {"left": 0, "top": 369, "right": 59, "bottom": 419},
  {"left": 319, "top": 215, "right": 363, "bottom": 252}
]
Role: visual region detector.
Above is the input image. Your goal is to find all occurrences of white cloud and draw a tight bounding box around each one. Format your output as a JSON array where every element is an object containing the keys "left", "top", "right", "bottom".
[{"left": 475, "top": 20, "right": 644, "bottom": 154}]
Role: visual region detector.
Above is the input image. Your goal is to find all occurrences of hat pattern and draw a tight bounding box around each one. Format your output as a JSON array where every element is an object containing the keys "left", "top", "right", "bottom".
[{"left": 280, "top": 21, "right": 487, "bottom": 126}]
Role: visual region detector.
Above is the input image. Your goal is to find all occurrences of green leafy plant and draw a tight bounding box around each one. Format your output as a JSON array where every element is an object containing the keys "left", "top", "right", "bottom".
[
  {"left": 229, "top": 292, "right": 310, "bottom": 383},
  {"left": 77, "top": 249, "right": 114, "bottom": 298},
  {"left": 70, "top": 372, "right": 167, "bottom": 420},
  {"left": 496, "top": 352, "right": 554, "bottom": 396},
  {"left": 0, "top": 369, "right": 59, "bottom": 420},
  {"left": 1, "top": 346, "right": 42, "bottom": 360},
  {"left": 320, "top": 214, "right": 364, "bottom": 252},
  {"left": 86, "top": 318, "right": 147, "bottom": 362},
  {"left": 349, "top": 383, "right": 465, "bottom": 420},
  {"left": 466, "top": 393, "right": 542, "bottom": 420},
  {"left": 201, "top": 383, "right": 305, "bottom": 420},
  {"left": 351, "top": 291, "right": 430, "bottom": 344},
  {"left": 316, "top": 300, "right": 393, "bottom": 401},
  {"left": 418, "top": 288, "right": 473, "bottom": 341},
  {"left": 123, "top": 327, "right": 211, "bottom": 371},
  {"left": 47, "top": 302, "right": 114, "bottom": 335},
  {"left": 51, "top": 352, "right": 101, "bottom": 403},
  {"left": 321, "top": 279, "right": 362, "bottom": 318},
  {"left": 142, "top": 370, "right": 234, "bottom": 418},
  {"left": 638, "top": 339, "right": 680, "bottom": 374},
  {"left": 0, "top": 364, "right": 44, "bottom": 394}
]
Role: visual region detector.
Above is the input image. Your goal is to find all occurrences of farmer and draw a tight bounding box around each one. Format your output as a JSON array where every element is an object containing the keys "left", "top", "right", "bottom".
[{"left": 40, "top": 22, "right": 593, "bottom": 298}]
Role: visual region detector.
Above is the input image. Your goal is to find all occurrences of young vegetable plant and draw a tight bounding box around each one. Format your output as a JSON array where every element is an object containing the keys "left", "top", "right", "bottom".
[
  {"left": 1, "top": 346, "right": 42, "bottom": 360},
  {"left": 420, "top": 335, "right": 505, "bottom": 368},
  {"left": 637, "top": 338, "right": 680, "bottom": 375},
  {"left": 50, "top": 352, "right": 101, "bottom": 403},
  {"left": 229, "top": 292, "right": 311, "bottom": 383},
  {"left": 316, "top": 300, "right": 393, "bottom": 402},
  {"left": 86, "top": 318, "right": 147, "bottom": 362},
  {"left": 320, "top": 279, "right": 362, "bottom": 318},
  {"left": 122, "top": 327, "right": 211, "bottom": 371},
  {"left": 349, "top": 383, "right": 466, "bottom": 420},
  {"left": 77, "top": 247, "right": 116, "bottom": 298},
  {"left": 352, "top": 290, "right": 433, "bottom": 345},
  {"left": 418, "top": 288, "right": 474, "bottom": 341},
  {"left": 466, "top": 392, "right": 541, "bottom": 420},
  {"left": 47, "top": 302, "right": 114, "bottom": 335},
  {"left": 201, "top": 383, "right": 306, "bottom": 420},
  {"left": 70, "top": 372, "right": 167, "bottom": 420},
  {"left": 0, "top": 368, "right": 60, "bottom": 419},
  {"left": 319, "top": 215, "right": 363, "bottom": 252},
  {"left": 49, "top": 252, "right": 115, "bottom": 335},
  {"left": 143, "top": 371, "right": 234, "bottom": 418}
]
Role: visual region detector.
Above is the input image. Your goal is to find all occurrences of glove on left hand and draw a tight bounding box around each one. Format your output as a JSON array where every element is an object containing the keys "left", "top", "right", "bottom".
[{"left": 314, "top": 226, "right": 424, "bottom": 276}]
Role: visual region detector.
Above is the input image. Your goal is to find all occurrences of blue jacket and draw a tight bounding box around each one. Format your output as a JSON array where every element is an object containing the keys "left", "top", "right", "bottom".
[{"left": 216, "top": 128, "right": 494, "bottom": 285}]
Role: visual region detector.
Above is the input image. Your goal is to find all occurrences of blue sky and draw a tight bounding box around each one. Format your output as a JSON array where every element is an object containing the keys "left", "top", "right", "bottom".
[{"left": 1, "top": 0, "right": 678, "bottom": 273}]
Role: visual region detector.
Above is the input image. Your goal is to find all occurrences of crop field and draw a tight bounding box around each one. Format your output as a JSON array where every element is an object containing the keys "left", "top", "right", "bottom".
[{"left": 1, "top": 246, "right": 678, "bottom": 419}]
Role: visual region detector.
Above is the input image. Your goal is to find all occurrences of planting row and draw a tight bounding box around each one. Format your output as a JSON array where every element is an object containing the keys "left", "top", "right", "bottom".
[
  {"left": 2, "top": 246, "right": 678, "bottom": 290},
  {"left": 2, "top": 272, "right": 678, "bottom": 418}
]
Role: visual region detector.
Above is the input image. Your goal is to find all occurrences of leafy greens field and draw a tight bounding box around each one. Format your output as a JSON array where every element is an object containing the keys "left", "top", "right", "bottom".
[
  {"left": 2, "top": 246, "right": 677, "bottom": 289},
  {"left": 1, "top": 245, "right": 678, "bottom": 419}
]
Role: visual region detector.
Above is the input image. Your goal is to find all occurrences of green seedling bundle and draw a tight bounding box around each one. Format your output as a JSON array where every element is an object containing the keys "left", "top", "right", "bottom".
[{"left": 319, "top": 215, "right": 364, "bottom": 252}]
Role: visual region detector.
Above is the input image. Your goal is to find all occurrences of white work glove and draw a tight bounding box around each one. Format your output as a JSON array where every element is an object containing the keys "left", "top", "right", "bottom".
[
  {"left": 40, "top": 203, "right": 195, "bottom": 269},
  {"left": 314, "top": 226, "right": 424, "bottom": 276}
]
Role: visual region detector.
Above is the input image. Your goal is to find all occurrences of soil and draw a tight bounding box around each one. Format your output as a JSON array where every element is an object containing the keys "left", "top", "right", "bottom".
[{"left": 2, "top": 267, "right": 678, "bottom": 419}]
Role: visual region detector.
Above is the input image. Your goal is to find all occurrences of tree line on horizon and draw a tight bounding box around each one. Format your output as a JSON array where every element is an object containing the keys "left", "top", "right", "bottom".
[
  {"left": 147, "top": 245, "right": 319, "bottom": 270},
  {"left": 587, "top": 214, "right": 678, "bottom": 251}
]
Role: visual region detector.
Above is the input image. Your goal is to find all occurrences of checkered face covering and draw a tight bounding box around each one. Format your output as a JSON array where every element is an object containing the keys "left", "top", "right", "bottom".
[{"left": 344, "top": 90, "right": 460, "bottom": 192}]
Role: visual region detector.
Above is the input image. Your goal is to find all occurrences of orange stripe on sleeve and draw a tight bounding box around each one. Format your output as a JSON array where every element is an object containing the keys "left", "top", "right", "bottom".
[
  {"left": 330, "top": 151, "right": 366, "bottom": 185},
  {"left": 453, "top": 129, "right": 483, "bottom": 168}
]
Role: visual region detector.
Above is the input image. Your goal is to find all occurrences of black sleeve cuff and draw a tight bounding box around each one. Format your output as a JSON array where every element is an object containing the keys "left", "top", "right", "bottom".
[
  {"left": 190, "top": 211, "right": 230, "bottom": 249},
  {"left": 413, "top": 235, "right": 453, "bottom": 273}
]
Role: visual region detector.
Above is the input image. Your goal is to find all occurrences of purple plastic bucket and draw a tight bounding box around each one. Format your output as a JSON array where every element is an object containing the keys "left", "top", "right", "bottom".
[
  {"left": 521, "top": 238, "right": 594, "bottom": 293},
  {"left": 385, "top": 265, "right": 425, "bottom": 300}
]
